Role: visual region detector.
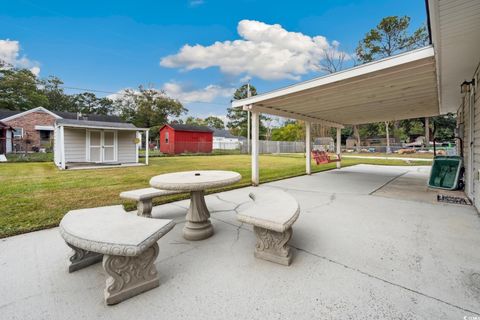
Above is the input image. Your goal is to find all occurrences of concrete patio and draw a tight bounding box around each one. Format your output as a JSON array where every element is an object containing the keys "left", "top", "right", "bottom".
[{"left": 1, "top": 164, "right": 480, "bottom": 319}]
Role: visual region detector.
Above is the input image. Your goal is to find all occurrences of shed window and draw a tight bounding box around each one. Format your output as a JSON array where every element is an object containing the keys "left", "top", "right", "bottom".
[
  {"left": 165, "top": 132, "right": 169, "bottom": 143},
  {"left": 13, "top": 127, "right": 23, "bottom": 138}
]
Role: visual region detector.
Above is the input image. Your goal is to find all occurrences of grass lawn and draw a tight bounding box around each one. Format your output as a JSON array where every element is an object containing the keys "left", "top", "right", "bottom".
[{"left": 0, "top": 154, "right": 429, "bottom": 238}]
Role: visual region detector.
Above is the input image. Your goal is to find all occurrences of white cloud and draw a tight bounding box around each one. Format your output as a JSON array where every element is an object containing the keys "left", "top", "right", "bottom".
[
  {"left": 160, "top": 20, "right": 349, "bottom": 80},
  {"left": 107, "top": 82, "right": 234, "bottom": 106},
  {"left": 189, "top": 0, "right": 204, "bottom": 7},
  {"left": 0, "top": 39, "right": 40, "bottom": 75},
  {"left": 162, "top": 82, "right": 234, "bottom": 103}
]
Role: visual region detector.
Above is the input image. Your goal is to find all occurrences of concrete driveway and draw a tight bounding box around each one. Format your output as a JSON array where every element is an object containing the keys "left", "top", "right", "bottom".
[{"left": 1, "top": 164, "right": 479, "bottom": 319}]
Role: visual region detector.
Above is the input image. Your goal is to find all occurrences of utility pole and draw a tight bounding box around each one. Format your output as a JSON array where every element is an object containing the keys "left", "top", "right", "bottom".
[
  {"left": 385, "top": 121, "right": 391, "bottom": 154},
  {"left": 247, "top": 82, "right": 251, "bottom": 154}
]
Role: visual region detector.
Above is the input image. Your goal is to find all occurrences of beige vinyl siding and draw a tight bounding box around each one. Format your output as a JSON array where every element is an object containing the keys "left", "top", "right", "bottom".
[
  {"left": 472, "top": 65, "right": 480, "bottom": 207},
  {"left": 460, "top": 62, "right": 480, "bottom": 207},
  {"left": 64, "top": 128, "right": 86, "bottom": 162},
  {"left": 117, "top": 131, "right": 137, "bottom": 163},
  {"left": 463, "top": 93, "right": 472, "bottom": 197}
]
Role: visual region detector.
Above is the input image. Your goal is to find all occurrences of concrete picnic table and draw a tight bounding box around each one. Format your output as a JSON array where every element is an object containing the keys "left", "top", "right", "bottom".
[{"left": 149, "top": 170, "right": 242, "bottom": 241}]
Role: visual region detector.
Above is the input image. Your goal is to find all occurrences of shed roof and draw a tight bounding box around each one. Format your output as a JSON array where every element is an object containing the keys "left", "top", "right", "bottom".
[
  {"left": 56, "top": 119, "right": 143, "bottom": 131},
  {"left": 0, "top": 107, "right": 125, "bottom": 123},
  {"left": 165, "top": 124, "right": 213, "bottom": 133},
  {"left": 55, "top": 111, "right": 124, "bottom": 123}
]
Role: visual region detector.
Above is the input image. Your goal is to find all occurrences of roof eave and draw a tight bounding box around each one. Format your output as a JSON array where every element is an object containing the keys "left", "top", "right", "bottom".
[{"left": 231, "top": 46, "right": 435, "bottom": 109}]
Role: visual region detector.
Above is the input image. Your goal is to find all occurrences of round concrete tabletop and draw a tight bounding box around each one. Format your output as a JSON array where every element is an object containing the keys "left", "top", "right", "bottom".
[{"left": 150, "top": 170, "right": 242, "bottom": 191}]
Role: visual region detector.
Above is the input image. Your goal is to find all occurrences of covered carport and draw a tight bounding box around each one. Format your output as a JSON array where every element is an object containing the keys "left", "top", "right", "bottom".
[{"left": 231, "top": 46, "right": 439, "bottom": 185}]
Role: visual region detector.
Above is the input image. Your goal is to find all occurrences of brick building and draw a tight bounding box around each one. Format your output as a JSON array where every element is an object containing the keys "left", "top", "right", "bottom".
[{"left": 0, "top": 107, "right": 125, "bottom": 153}]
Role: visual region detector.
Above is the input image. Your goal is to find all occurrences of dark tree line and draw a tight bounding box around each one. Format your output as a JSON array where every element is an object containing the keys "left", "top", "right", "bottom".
[{"left": 0, "top": 62, "right": 188, "bottom": 129}]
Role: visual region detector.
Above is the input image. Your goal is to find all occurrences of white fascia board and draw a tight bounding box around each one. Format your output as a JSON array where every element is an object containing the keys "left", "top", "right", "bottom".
[
  {"left": 231, "top": 46, "right": 435, "bottom": 109},
  {"left": 35, "top": 125, "right": 55, "bottom": 131},
  {"left": 426, "top": 0, "right": 443, "bottom": 114},
  {"left": 1, "top": 107, "right": 62, "bottom": 122}
]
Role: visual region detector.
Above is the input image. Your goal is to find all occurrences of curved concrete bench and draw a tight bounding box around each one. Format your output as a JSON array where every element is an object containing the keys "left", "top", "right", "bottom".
[
  {"left": 120, "top": 187, "right": 182, "bottom": 217},
  {"left": 237, "top": 189, "right": 300, "bottom": 266},
  {"left": 59, "top": 205, "right": 175, "bottom": 305}
]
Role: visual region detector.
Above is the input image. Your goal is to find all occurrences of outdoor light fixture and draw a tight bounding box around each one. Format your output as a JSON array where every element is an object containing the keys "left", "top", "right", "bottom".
[{"left": 461, "top": 79, "right": 475, "bottom": 93}]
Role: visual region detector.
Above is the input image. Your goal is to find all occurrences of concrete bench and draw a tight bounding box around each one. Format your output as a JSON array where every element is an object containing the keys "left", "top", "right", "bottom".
[
  {"left": 237, "top": 189, "right": 300, "bottom": 266},
  {"left": 120, "top": 187, "right": 182, "bottom": 217},
  {"left": 59, "top": 205, "right": 175, "bottom": 305}
]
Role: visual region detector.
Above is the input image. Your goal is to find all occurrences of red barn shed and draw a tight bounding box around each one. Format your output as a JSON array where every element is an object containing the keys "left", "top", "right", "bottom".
[{"left": 159, "top": 124, "right": 213, "bottom": 154}]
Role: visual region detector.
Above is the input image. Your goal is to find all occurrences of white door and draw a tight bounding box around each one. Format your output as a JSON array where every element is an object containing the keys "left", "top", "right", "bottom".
[
  {"left": 87, "top": 130, "right": 117, "bottom": 163},
  {"left": 103, "top": 131, "right": 117, "bottom": 162},
  {"left": 88, "top": 130, "right": 102, "bottom": 162}
]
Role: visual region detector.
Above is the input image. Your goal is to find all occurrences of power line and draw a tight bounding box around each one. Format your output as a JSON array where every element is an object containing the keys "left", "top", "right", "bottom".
[{"left": 60, "top": 86, "right": 231, "bottom": 106}]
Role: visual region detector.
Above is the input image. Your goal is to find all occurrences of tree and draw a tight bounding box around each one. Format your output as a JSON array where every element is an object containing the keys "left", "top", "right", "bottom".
[
  {"left": 41, "top": 76, "right": 76, "bottom": 112},
  {"left": 185, "top": 116, "right": 204, "bottom": 126},
  {"left": 185, "top": 115, "right": 225, "bottom": 129},
  {"left": 70, "top": 92, "right": 115, "bottom": 115},
  {"left": 119, "top": 85, "right": 187, "bottom": 128},
  {"left": 354, "top": 16, "right": 429, "bottom": 150},
  {"left": 355, "top": 16, "right": 429, "bottom": 64},
  {"left": 0, "top": 62, "right": 48, "bottom": 111},
  {"left": 271, "top": 120, "right": 305, "bottom": 141},
  {"left": 226, "top": 84, "right": 268, "bottom": 138},
  {"left": 431, "top": 113, "right": 456, "bottom": 141},
  {"left": 204, "top": 116, "right": 225, "bottom": 129},
  {"left": 319, "top": 46, "right": 347, "bottom": 73}
]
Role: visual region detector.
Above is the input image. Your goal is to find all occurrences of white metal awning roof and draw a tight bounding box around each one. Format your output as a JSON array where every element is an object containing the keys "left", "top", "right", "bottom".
[
  {"left": 428, "top": 0, "right": 480, "bottom": 114},
  {"left": 231, "top": 46, "right": 439, "bottom": 127}
]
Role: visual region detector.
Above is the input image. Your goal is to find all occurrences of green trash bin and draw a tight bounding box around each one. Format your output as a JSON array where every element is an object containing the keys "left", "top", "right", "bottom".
[{"left": 428, "top": 156, "right": 463, "bottom": 190}]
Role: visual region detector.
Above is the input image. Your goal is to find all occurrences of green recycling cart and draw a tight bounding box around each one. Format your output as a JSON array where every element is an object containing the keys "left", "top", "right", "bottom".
[{"left": 427, "top": 156, "right": 463, "bottom": 190}]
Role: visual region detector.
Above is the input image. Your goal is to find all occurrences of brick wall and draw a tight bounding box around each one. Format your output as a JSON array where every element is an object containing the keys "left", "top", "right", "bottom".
[{"left": 4, "top": 111, "right": 57, "bottom": 152}]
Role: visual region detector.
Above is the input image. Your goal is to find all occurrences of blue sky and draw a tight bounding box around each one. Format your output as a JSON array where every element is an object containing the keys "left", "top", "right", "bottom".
[{"left": 0, "top": 0, "right": 427, "bottom": 120}]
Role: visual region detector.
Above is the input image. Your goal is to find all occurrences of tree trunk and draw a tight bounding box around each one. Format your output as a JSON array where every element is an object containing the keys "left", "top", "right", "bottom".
[{"left": 353, "top": 125, "right": 361, "bottom": 152}]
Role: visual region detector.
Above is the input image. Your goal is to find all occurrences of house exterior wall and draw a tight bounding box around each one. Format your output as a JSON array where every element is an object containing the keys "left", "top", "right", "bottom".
[
  {"left": 470, "top": 65, "right": 480, "bottom": 207},
  {"left": 117, "top": 131, "right": 137, "bottom": 163},
  {"left": 3, "top": 111, "right": 56, "bottom": 152},
  {"left": 458, "top": 62, "right": 480, "bottom": 208}
]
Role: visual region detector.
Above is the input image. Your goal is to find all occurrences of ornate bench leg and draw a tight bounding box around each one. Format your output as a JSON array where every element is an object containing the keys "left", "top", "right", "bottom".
[
  {"left": 103, "top": 243, "right": 160, "bottom": 305},
  {"left": 66, "top": 243, "right": 103, "bottom": 273},
  {"left": 137, "top": 199, "right": 153, "bottom": 217},
  {"left": 253, "top": 226, "right": 293, "bottom": 266}
]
